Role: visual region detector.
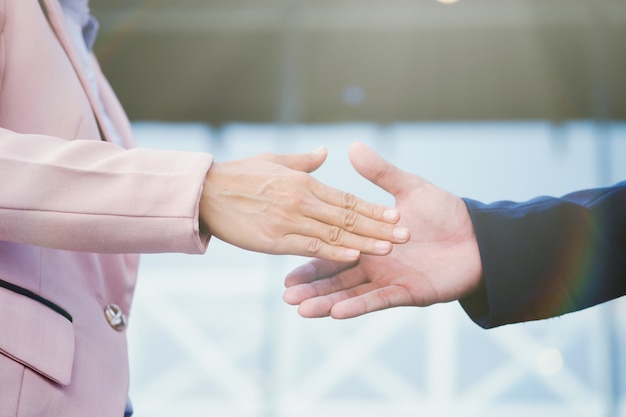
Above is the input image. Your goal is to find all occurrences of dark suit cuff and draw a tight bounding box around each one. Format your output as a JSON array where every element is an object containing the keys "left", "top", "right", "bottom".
[
  {"left": 459, "top": 190, "right": 626, "bottom": 328},
  {"left": 459, "top": 197, "right": 564, "bottom": 328}
]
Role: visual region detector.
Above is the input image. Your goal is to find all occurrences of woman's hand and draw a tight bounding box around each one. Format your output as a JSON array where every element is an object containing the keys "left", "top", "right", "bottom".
[{"left": 199, "top": 147, "right": 410, "bottom": 262}]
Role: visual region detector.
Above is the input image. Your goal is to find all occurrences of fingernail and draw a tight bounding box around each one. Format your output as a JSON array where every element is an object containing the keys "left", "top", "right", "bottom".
[
  {"left": 383, "top": 209, "right": 399, "bottom": 222},
  {"left": 375, "top": 241, "right": 392, "bottom": 252},
  {"left": 393, "top": 227, "right": 410, "bottom": 241},
  {"left": 345, "top": 249, "right": 360, "bottom": 259},
  {"left": 313, "top": 146, "right": 326, "bottom": 155}
]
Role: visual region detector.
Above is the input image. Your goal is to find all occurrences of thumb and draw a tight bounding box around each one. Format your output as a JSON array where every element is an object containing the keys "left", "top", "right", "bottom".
[
  {"left": 349, "top": 142, "right": 423, "bottom": 196},
  {"left": 260, "top": 146, "right": 327, "bottom": 173}
]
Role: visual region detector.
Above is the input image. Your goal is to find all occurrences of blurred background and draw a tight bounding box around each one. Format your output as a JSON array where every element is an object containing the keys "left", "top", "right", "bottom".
[{"left": 91, "top": 0, "right": 625, "bottom": 416}]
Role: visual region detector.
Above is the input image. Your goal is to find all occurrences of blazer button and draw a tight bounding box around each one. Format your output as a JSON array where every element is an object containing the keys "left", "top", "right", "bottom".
[{"left": 104, "top": 304, "right": 127, "bottom": 331}]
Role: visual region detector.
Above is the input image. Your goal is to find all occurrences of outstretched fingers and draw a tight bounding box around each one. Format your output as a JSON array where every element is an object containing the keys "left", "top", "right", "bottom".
[
  {"left": 283, "top": 260, "right": 363, "bottom": 304},
  {"left": 299, "top": 285, "right": 416, "bottom": 319},
  {"left": 306, "top": 184, "right": 410, "bottom": 250},
  {"left": 284, "top": 259, "right": 350, "bottom": 287},
  {"left": 284, "top": 259, "right": 419, "bottom": 319},
  {"left": 294, "top": 284, "right": 369, "bottom": 318},
  {"left": 312, "top": 183, "right": 400, "bottom": 225},
  {"left": 281, "top": 221, "right": 398, "bottom": 259},
  {"left": 329, "top": 286, "right": 415, "bottom": 319}
]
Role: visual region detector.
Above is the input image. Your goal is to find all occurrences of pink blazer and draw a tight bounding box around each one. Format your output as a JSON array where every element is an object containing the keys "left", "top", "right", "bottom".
[{"left": 0, "top": 1, "right": 213, "bottom": 415}]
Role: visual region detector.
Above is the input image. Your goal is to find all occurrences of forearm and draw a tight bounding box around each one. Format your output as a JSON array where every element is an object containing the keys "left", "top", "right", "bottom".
[
  {"left": 460, "top": 182, "right": 626, "bottom": 328},
  {"left": 0, "top": 128, "right": 213, "bottom": 254}
]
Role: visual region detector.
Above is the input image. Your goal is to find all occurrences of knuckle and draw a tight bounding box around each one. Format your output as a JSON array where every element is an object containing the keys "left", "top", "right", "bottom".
[
  {"left": 286, "top": 189, "right": 304, "bottom": 205},
  {"left": 342, "top": 192, "right": 359, "bottom": 210},
  {"left": 381, "top": 291, "right": 393, "bottom": 309},
  {"left": 328, "top": 226, "right": 344, "bottom": 244},
  {"left": 306, "top": 238, "right": 324, "bottom": 255},
  {"left": 328, "top": 226, "right": 343, "bottom": 243},
  {"left": 369, "top": 204, "right": 383, "bottom": 219},
  {"left": 343, "top": 210, "right": 359, "bottom": 230}
]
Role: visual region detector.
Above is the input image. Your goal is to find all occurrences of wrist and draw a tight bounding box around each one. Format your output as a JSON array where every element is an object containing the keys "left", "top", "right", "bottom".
[{"left": 198, "top": 164, "right": 216, "bottom": 235}]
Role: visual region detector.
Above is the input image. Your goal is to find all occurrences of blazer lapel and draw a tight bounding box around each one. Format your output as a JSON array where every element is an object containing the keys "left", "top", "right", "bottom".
[
  {"left": 39, "top": 0, "right": 115, "bottom": 143},
  {"left": 92, "top": 56, "right": 136, "bottom": 148}
]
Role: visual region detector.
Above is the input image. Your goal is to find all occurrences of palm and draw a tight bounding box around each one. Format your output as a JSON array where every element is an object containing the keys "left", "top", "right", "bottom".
[
  {"left": 352, "top": 181, "right": 478, "bottom": 306},
  {"left": 283, "top": 143, "right": 482, "bottom": 319}
]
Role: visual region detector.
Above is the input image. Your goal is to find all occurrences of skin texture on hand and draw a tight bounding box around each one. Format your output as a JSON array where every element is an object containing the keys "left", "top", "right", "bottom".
[
  {"left": 283, "top": 142, "right": 483, "bottom": 318},
  {"left": 199, "top": 147, "right": 410, "bottom": 262}
]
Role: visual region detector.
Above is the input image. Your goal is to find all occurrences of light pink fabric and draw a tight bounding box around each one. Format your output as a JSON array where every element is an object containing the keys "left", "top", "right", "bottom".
[
  {"left": 0, "top": 0, "right": 214, "bottom": 415},
  {"left": 0, "top": 286, "right": 74, "bottom": 385}
]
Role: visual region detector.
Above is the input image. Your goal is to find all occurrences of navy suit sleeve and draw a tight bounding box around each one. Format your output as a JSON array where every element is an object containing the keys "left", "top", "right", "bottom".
[{"left": 459, "top": 181, "right": 626, "bottom": 328}]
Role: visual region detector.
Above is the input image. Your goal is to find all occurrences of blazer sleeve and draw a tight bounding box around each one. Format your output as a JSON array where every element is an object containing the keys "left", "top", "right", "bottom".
[
  {"left": 0, "top": 127, "right": 214, "bottom": 254},
  {"left": 459, "top": 181, "right": 626, "bottom": 328}
]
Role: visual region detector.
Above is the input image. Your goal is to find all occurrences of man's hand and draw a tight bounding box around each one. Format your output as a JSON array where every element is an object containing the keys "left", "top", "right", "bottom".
[
  {"left": 200, "top": 146, "right": 410, "bottom": 262},
  {"left": 283, "top": 142, "right": 483, "bottom": 318}
]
